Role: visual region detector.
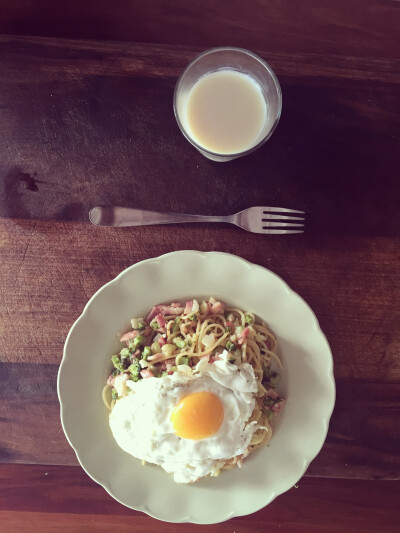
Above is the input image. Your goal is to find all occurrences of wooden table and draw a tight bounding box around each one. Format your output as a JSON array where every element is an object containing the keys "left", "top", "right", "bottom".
[{"left": 0, "top": 1, "right": 399, "bottom": 531}]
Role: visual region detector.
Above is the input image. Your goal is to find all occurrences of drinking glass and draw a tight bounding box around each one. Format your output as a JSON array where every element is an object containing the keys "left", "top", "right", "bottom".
[{"left": 173, "top": 47, "right": 282, "bottom": 162}]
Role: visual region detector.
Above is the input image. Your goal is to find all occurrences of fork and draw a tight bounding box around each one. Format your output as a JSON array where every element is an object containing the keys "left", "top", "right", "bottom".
[{"left": 89, "top": 205, "right": 305, "bottom": 234}]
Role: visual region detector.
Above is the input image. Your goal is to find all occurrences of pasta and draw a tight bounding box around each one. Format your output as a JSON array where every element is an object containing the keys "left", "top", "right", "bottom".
[{"left": 103, "top": 297, "right": 284, "bottom": 474}]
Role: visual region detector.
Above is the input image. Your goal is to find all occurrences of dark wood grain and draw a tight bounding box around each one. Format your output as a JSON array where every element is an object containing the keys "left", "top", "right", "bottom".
[
  {"left": 1, "top": 464, "right": 400, "bottom": 533},
  {"left": 0, "top": 0, "right": 399, "bottom": 60},
  {"left": 0, "top": 36, "right": 399, "bottom": 237}
]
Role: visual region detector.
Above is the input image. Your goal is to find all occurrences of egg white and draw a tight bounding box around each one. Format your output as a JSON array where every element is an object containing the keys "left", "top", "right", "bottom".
[{"left": 109, "top": 357, "right": 259, "bottom": 483}]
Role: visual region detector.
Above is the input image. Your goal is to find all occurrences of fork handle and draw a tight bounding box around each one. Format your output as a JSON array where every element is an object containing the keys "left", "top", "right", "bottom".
[{"left": 89, "top": 206, "right": 228, "bottom": 227}]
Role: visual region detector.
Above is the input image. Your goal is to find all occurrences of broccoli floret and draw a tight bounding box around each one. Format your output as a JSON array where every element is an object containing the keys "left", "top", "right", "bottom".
[
  {"left": 244, "top": 314, "right": 254, "bottom": 325},
  {"left": 142, "top": 346, "right": 151, "bottom": 360},
  {"left": 111, "top": 354, "right": 124, "bottom": 372},
  {"left": 128, "top": 359, "right": 140, "bottom": 380},
  {"left": 128, "top": 335, "right": 145, "bottom": 350},
  {"left": 119, "top": 347, "right": 131, "bottom": 359}
]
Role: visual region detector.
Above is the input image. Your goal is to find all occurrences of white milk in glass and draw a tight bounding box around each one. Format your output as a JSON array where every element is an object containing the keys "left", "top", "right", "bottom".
[{"left": 185, "top": 69, "right": 267, "bottom": 155}]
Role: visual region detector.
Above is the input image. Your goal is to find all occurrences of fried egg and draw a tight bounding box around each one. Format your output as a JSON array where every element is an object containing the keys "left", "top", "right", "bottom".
[{"left": 109, "top": 356, "right": 259, "bottom": 483}]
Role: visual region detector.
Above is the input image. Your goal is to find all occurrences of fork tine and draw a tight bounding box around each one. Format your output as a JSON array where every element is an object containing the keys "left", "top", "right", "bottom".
[
  {"left": 262, "top": 207, "right": 305, "bottom": 214},
  {"left": 262, "top": 222, "right": 304, "bottom": 228},
  {"left": 263, "top": 229, "right": 304, "bottom": 234},
  {"left": 262, "top": 214, "right": 305, "bottom": 221}
]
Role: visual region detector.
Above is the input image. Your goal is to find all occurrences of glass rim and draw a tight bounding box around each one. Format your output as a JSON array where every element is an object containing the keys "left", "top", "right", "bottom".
[{"left": 173, "top": 46, "right": 282, "bottom": 159}]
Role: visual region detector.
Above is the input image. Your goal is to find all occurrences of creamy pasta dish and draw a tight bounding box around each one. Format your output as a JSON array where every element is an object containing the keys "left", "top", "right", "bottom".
[{"left": 103, "top": 297, "right": 284, "bottom": 483}]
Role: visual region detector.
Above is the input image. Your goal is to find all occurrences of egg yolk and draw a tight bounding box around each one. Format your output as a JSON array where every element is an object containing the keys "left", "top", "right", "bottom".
[{"left": 170, "top": 391, "right": 224, "bottom": 440}]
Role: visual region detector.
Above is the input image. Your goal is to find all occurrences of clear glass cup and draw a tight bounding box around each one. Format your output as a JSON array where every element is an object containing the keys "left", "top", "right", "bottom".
[{"left": 173, "top": 47, "right": 282, "bottom": 162}]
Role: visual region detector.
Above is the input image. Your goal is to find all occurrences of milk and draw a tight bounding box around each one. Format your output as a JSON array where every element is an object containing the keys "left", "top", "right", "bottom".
[{"left": 184, "top": 69, "right": 267, "bottom": 155}]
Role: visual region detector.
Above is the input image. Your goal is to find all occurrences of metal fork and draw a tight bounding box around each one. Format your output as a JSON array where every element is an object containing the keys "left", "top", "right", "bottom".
[{"left": 89, "top": 206, "right": 305, "bottom": 234}]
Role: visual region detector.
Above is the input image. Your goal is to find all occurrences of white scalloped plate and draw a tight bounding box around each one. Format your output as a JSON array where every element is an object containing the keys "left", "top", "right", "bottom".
[{"left": 58, "top": 251, "right": 335, "bottom": 524}]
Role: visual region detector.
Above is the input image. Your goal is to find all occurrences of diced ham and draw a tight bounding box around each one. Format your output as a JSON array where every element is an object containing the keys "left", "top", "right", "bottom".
[
  {"left": 156, "top": 313, "right": 166, "bottom": 328},
  {"left": 107, "top": 374, "right": 115, "bottom": 386},
  {"left": 208, "top": 297, "right": 225, "bottom": 315},
  {"left": 158, "top": 336, "right": 166, "bottom": 346},
  {"left": 237, "top": 326, "right": 250, "bottom": 345},
  {"left": 214, "top": 303, "right": 224, "bottom": 314},
  {"left": 162, "top": 305, "right": 185, "bottom": 315},
  {"left": 184, "top": 300, "right": 193, "bottom": 314},
  {"left": 184, "top": 299, "right": 200, "bottom": 315},
  {"left": 146, "top": 306, "right": 159, "bottom": 322},
  {"left": 140, "top": 369, "right": 154, "bottom": 379},
  {"left": 120, "top": 330, "right": 139, "bottom": 342},
  {"left": 183, "top": 300, "right": 200, "bottom": 315},
  {"left": 147, "top": 304, "right": 185, "bottom": 322}
]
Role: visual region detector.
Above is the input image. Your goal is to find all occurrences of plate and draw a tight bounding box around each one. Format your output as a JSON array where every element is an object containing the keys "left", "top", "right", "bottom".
[{"left": 58, "top": 250, "right": 335, "bottom": 524}]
